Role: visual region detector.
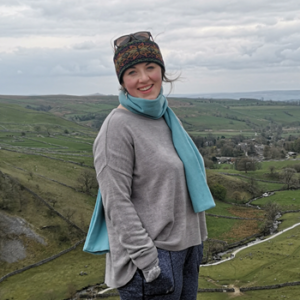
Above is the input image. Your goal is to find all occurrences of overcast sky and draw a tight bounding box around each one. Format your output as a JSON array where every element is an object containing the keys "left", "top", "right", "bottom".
[{"left": 0, "top": 0, "right": 299, "bottom": 96}]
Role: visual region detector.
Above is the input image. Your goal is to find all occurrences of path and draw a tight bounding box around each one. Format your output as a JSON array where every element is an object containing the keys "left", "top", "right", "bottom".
[{"left": 201, "top": 222, "right": 300, "bottom": 267}]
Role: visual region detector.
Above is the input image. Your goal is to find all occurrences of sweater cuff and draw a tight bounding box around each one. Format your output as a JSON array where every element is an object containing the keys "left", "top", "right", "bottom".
[{"left": 142, "top": 257, "right": 161, "bottom": 282}]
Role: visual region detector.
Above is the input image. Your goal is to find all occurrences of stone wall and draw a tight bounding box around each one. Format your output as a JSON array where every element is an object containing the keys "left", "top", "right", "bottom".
[
  {"left": 0, "top": 239, "right": 85, "bottom": 283},
  {"left": 206, "top": 213, "right": 263, "bottom": 221},
  {"left": 240, "top": 281, "right": 300, "bottom": 292}
]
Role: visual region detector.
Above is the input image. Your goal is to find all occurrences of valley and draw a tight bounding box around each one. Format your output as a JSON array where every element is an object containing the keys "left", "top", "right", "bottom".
[{"left": 0, "top": 94, "right": 299, "bottom": 299}]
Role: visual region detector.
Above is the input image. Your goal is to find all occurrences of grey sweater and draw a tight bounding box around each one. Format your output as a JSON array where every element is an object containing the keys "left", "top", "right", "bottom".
[{"left": 93, "top": 108, "right": 208, "bottom": 288}]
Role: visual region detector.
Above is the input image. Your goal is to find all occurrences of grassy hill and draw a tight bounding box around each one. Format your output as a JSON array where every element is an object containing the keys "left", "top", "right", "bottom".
[
  {"left": 1, "top": 95, "right": 300, "bottom": 299},
  {"left": 1, "top": 94, "right": 300, "bottom": 136}
]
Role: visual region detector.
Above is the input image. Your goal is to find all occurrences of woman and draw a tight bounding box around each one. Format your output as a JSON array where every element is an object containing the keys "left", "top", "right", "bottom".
[{"left": 92, "top": 31, "right": 215, "bottom": 299}]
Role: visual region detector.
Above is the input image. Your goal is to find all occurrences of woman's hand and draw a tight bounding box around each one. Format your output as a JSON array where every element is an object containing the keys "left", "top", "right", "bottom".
[{"left": 142, "top": 258, "right": 161, "bottom": 282}]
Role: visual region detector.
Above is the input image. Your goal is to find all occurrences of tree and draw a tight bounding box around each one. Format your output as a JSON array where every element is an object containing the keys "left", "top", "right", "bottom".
[
  {"left": 209, "top": 184, "right": 227, "bottom": 200},
  {"left": 247, "top": 143, "right": 257, "bottom": 156},
  {"left": 264, "top": 201, "right": 281, "bottom": 221},
  {"left": 281, "top": 168, "right": 296, "bottom": 189},
  {"left": 263, "top": 145, "right": 271, "bottom": 159},
  {"left": 77, "top": 170, "right": 98, "bottom": 194},
  {"left": 63, "top": 208, "right": 76, "bottom": 221},
  {"left": 235, "top": 158, "right": 257, "bottom": 173},
  {"left": 293, "top": 138, "right": 300, "bottom": 152},
  {"left": 205, "top": 239, "right": 227, "bottom": 262},
  {"left": 203, "top": 157, "right": 214, "bottom": 168},
  {"left": 269, "top": 165, "right": 276, "bottom": 175},
  {"left": 293, "top": 164, "right": 300, "bottom": 173},
  {"left": 261, "top": 201, "right": 282, "bottom": 235},
  {"left": 220, "top": 145, "right": 234, "bottom": 157}
]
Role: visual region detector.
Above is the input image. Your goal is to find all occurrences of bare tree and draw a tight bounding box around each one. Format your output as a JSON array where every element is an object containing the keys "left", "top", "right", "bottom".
[
  {"left": 79, "top": 212, "right": 87, "bottom": 232},
  {"left": 49, "top": 199, "right": 57, "bottom": 208},
  {"left": 77, "top": 170, "right": 98, "bottom": 194},
  {"left": 261, "top": 201, "right": 282, "bottom": 235},
  {"left": 205, "top": 239, "right": 227, "bottom": 262},
  {"left": 264, "top": 201, "right": 281, "bottom": 221},
  {"left": 269, "top": 165, "right": 275, "bottom": 174},
  {"left": 281, "top": 168, "right": 296, "bottom": 189},
  {"left": 63, "top": 208, "right": 76, "bottom": 221}
]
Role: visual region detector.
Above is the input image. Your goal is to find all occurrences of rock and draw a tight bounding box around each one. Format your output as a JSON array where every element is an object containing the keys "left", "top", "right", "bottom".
[{"left": 0, "top": 212, "right": 46, "bottom": 263}]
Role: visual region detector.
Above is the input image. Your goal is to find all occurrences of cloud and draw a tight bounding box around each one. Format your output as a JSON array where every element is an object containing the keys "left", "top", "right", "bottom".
[
  {"left": 0, "top": 0, "right": 300, "bottom": 94},
  {"left": 0, "top": 46, "right": 114, "bottom": 78}
]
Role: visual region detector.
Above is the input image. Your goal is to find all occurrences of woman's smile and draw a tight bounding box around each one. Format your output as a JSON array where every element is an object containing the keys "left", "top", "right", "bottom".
[{"left": 122, "top": 62, "right": 162, "bottom": 100}]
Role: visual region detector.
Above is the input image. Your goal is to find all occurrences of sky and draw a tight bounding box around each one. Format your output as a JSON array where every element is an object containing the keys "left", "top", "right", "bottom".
[{"left": 0, "top": 0, "right": 299, "bottom": 96}]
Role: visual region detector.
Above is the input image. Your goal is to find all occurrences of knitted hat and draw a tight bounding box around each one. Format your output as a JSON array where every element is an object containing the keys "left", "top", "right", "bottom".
[{"left": 113, "top": 40, "right": 165, "bottom": 84}]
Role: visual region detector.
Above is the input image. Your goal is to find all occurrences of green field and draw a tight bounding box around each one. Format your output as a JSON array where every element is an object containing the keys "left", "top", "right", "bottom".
[
  {"left": 199, "top": 225, "right": 300, "bottom": 289},
  {"left": 197, "top": 286, "right": 300, "bottom": 300},
  {"left": 0, "top": 246, "right": 105, "bottom": 300},
  {"left": 253, "top": 190, "right": 300, "bottom": 210}
]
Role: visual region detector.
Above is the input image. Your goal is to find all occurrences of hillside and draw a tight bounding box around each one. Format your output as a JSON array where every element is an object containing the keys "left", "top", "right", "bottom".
[
  {"left": 0, "top": 95, "right": 300, "bottom": 299},
  {"left": 1, "top": 94, "right": 300, "bottom": 138}
]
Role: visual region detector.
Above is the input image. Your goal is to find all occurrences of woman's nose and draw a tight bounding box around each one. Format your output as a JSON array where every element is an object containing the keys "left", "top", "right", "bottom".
[{"left": 138, "top": 71, "right": 149, "bottom": 82}]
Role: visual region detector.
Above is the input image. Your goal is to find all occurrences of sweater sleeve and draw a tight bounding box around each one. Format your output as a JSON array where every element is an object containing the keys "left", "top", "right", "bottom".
[{"left": 93, "top": 112, "right": 158, "bottom": 272}]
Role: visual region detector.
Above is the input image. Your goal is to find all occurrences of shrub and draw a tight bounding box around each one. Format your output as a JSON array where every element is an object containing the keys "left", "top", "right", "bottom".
[
  {"left": 203, "top": 157, "right": 214, "bottom": 169},
  {"left": 293, "top": 164, "right": 300, "bottom": 173},
  {"left": 209, "top": 184, "right": 227, "bottom": 201},
  {"left": 232, "top": 191, "right": 242, "bottom": 201}
]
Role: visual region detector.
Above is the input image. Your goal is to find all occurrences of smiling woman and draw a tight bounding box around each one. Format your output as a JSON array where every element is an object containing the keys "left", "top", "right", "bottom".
[
  {"left": 85, "top": 31, "right": 215, "bottom": 300},
  {"left": 122, "top": 62, "right": 162, "bottom": 99}
]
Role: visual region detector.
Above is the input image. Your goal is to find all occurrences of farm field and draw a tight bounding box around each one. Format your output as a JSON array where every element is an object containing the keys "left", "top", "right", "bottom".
[
  {"left": 197, "top": 285, "right": 300, "bottom": 300},
  {"left": 253, "top": 190, "right": 300, "bottom": 210},
  {"left": 198, "top": 224, "right": 300, "bottom": 293}
]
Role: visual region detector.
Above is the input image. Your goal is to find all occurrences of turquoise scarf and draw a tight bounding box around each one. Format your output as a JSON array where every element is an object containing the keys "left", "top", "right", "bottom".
[{"left": 83, "top": 88, "right": 215, "bottom": 255}]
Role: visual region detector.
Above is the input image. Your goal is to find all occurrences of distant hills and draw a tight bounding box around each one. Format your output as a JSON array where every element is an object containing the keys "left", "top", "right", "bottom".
[
  {"left": 3, "top": 90, "right": 300, "bottom": 102},
  {"left": 171, "top": 90, "right": 300, "bottom": 101}
]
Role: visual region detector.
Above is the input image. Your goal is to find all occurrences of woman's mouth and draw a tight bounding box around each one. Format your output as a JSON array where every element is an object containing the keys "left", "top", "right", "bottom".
[{"left": 138, "top": 85, "right": 153, "bottom": 92}]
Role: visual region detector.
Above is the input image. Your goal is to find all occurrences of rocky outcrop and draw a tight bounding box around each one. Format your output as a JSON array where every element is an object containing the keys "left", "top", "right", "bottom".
[{"left": 0, "top": 212, "right": 46, "bottom": 263}]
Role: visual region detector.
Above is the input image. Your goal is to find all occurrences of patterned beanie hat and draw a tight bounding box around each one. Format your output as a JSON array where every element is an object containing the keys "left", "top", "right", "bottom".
[{"left": 113, "top": 40, "right": 165, "bottom": 84}]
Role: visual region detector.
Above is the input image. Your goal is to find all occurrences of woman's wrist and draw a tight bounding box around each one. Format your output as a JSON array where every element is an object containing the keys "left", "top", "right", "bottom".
[{"left": 142, "top": 257, "right": 161, "bottom": 282}]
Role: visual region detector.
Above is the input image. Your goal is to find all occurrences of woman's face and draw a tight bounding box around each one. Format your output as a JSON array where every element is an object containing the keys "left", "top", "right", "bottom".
[{"left": 122, "top": 62, "right": 162, "bottom": 100}]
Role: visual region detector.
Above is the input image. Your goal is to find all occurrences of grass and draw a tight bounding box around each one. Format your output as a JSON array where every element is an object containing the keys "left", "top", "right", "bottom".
[
  {"left": 208, "top": 200, "right": 264, "bottom": 219},
  {"left": 0, "top": 150, "right": 93, "bottom": 188},
  {"left": 0, "top": 246, "right": 106, "bottom": 300},
  {"left": 199, "top": 225, "right": 300, "bottom": 289},
  {"left": 0, "top": 103, "right": 90, "bottom": 133},
  {"left": 207, "top": 171, "right": 252, "bottom": 202},
  {"left": 252, "top": 190, "right": 300, "bottom": 210},
  {"left": 196, "top": 286, "right": 300, "bottom": 300},
  {"left": 0, "top": 186, "right": 85, "bottom": 277},
  {"left": 1, "top": 97, "right": 300, "bottom": 299},
  {"left": 206, "top": 215, "right": 263, "bottom": 243},
  {"left": 279, "top": 212, "right": 300, "bottom": 230},
  {"left": 207, "top": 200, "right": 237, "bottom": 216}
]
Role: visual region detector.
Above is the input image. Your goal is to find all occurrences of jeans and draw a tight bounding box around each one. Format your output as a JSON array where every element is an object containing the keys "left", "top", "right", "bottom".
[{"left": 118, "top": 244, "right": 203, "bottom": 300}]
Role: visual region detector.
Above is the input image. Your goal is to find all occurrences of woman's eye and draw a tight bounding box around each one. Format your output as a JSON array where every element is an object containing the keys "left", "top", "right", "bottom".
[
  {"left": 147, "top": 66, "right": 154, "bottom": 70},
  {"left": 128, "top": 70, "right": 135, "bottom": 75}
]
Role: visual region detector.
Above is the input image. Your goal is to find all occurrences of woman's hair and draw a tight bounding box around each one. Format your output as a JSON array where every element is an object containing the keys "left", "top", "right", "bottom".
[{"left": 161, "top": 68, "right": 180, "bottom": 94}]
